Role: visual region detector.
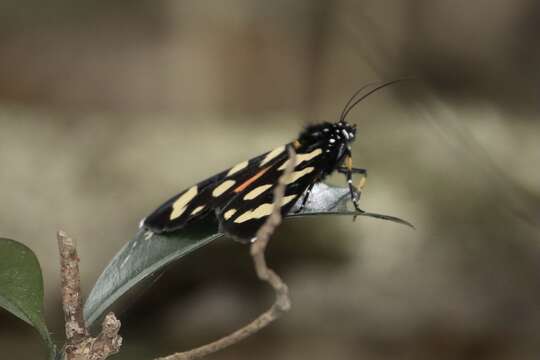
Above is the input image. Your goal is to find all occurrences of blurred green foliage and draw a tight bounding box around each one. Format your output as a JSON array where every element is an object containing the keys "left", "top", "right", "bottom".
[{"left": 0, "top": 238, "right": 54, "bottom": 357}]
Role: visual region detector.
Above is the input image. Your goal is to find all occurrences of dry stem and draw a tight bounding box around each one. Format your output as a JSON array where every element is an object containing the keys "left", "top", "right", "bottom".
[
  {"left": 58, "top": 230, "right": 88, "bottom": 343},
  {"left": 157, "top": 146, "right": 296, "bottom": 360},
  {"left": 58, "top": 230, "right": 122, "bottom": 360}
]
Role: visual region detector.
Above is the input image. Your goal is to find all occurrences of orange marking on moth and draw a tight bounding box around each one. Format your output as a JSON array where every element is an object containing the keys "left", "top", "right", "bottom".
[
  {"left": 292, "top": 139, "right": 301, "bottom": 149},
  {"left": 234, "top": 166, "right": 270, "bottom": 193},
  {"left": 345, "top": 155, "right": 353, "bottom": 171},
  {"left": 357, "top": 176, "right": 367, "bottom": 190}
]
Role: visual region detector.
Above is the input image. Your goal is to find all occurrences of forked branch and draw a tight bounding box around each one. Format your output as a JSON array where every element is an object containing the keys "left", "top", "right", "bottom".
[{"left": 58, "top": 231, "right": 122, "bottom": 360}]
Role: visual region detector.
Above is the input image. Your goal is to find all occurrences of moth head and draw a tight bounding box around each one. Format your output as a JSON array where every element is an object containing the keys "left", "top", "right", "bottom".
[{"left": 336, "top": 120, "right": 356, "bottom": 142}]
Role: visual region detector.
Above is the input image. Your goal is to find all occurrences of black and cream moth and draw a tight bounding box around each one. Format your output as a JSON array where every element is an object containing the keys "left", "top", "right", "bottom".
[
  {"left": 142, "top": 121, "right": 386, "bottom": 242},
  {"left": 141, "top": 82, "right": 412, "bottom": 242}
]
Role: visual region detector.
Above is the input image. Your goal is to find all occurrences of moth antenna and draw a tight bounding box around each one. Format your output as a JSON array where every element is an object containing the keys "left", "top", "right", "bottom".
[
  {"left": 339, "top": 81, "right": 381, "bottom": 123},
  {"left": 340, "top": 77, "right": 414, "bottom": 123}
]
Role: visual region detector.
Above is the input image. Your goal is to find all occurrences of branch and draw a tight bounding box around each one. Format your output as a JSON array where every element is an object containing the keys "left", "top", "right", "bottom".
[
  {"left": 58, "top": 230, "right": 88, "bottom": 343},
  {"left": 58, "top": 230, "right": 123, "bottom": 360},
  {"left": 157, "top": 146, "right": 296, "bottom": 360}
]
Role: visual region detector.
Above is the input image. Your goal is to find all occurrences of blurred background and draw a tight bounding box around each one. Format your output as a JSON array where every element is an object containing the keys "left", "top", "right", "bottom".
[{"left": 1, "top": 0, "right": 540, "bottom": 359}]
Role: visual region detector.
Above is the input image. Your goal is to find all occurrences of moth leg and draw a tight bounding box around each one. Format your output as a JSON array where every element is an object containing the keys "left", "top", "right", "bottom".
[
  {"left": 338, "top": 166, "right": 368, "bottom": 194},
  {"left": 341, "top": 153, "right": 365, "bottom": 213},
  {"left": 294, "top": 182, "right": 315, "bottom": 213},
  {"left": 338, "top": 167, "right": 368, "bottom": 176}
]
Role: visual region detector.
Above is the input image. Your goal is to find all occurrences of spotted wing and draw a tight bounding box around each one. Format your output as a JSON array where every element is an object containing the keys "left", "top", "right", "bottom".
[
  {"left": 142, "top": 145, "right": 291, "bottom": 234},
  {"left": 217, "top": 147, "right": 328, "bottom": 242}
]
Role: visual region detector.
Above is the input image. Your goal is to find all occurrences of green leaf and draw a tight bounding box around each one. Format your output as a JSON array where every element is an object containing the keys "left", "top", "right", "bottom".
[
  {"left": 84, "top": 219, "right": 221, "bottom": 327},
  {"left": 84, "top": 183, "right": 412, "bottom": 326},
  {"left": 0, "top": 238, "right": 56, "bottom": 358}
]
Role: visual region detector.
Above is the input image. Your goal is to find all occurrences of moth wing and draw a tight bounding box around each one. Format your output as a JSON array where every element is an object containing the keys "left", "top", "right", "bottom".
[
  {"left": 142, "top": 145, "right": 291, "bottom": 233},
  {"left": 217, "top": 147, "right": 328, "bottom": 242}
]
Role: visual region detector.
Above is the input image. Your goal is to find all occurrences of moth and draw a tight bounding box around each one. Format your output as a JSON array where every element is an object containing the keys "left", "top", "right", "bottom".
[{"left": 141, "top": 81, "right": 412, "bottom": 243}]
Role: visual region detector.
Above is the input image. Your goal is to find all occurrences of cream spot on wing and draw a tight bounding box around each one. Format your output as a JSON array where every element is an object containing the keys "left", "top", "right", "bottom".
[
  {"left": 278, "top": 148, "right": 322, "bottom": 170},
  {"left": 223, "top": 209, "right": 237, "bottom": 220},
  {"left": 191, "top": 205, "right": 205, "bottom": 215},
  {"left": 260, "top": 145, "right": 285, "bottom": 167},
  {"left": 281, "top": 194, "right": 298, "bottom": 206},
  {"left": 234, "top": 204, "right": 273, "bottom": 223},
  {"left": 227, "top": 161, "right": 248, "bottom": 176},
  {"left": 233, "top": 195, "right": 298, "bottom": 223},
  {"left": 170, "top": 186, "right": 198, "bottom": 220},
  {"left": 285, "top": 167, "right": 315, "bottom": 184},
  {"left": 212, "top": 180, "right": 236, "bottom": 197},
  {"left": 243, "top": 184, "right": 273, "bottom": 200}
]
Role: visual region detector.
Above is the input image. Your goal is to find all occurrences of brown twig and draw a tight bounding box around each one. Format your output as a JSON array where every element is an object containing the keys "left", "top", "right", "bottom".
[
  {"left": 157, "top": 146, "right": 296, "bottom": 360},
  {"left": 58, "top": 230, "right": 122, "bottom": 360},
  {"left": 58, "top": 230, "right": 88, "bottom": 344}
]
